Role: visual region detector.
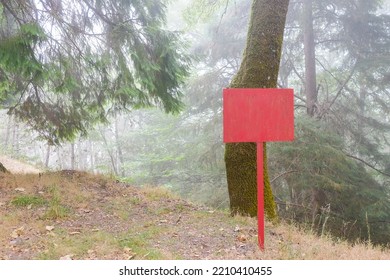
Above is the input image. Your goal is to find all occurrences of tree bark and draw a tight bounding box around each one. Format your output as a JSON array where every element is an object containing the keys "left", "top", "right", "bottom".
[
  {"left": 45, "top": 144, "right": 50, "bottom": 168},
  {"left": 303, "top": 0, "right": 317, "bottom": 116},
  {"left": 115, "top": 116, "right": 125, "bottom": 176},
  {"left": 4, "top": 114, "right": 12, "bottom": 149},
  {"left": 70, "top": 142, "right": 76, "bottom": 170},
  {"left": 225, "top": 0, "right": 290, "bottom": 218}
]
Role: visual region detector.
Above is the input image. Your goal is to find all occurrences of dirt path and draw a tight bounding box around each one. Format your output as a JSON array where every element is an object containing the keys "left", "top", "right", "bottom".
[{"left": 0, "top": 155, "right": 41, "bottom": 174}]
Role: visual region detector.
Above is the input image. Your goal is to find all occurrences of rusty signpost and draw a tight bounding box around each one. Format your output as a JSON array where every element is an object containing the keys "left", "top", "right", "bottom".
[{"left": 223, "top": 88, "right": 294, "bottom": 249}]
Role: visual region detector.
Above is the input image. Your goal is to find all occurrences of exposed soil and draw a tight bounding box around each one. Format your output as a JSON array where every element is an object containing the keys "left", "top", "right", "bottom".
[
  {"left": 1, "top": 157, "right": 390, "bottom": 260},
  {"left": 0, "top": 171, "right": 265, "bottom": 260}
]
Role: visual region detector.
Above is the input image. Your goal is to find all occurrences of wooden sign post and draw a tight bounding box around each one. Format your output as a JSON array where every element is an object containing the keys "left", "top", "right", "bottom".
[{"left": 223, "top": 88, "right": 294, "bottom": 249}]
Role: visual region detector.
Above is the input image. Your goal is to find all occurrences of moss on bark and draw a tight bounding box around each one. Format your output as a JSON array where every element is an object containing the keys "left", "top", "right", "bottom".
[{"left": 225, "top": 0, "right": 289, "bottom": 220}]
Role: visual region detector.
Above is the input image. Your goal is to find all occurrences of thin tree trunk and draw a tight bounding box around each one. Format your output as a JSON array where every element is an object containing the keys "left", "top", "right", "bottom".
[
  {"left": 45, "top": 144, "right": 51, "bottom": 168},
  {"left": 5, "top": 114, "right": 12, "bottom": 149},
  {"left": 303, "top": 0, "right": 317, "bottom": 116},
  {"left": 71, "top": 142, "right": 75, "bottom": 170},
  {"left": 57, "top": 147, "right": 63, "bottom": 170},
  {"left": 89, "top": 140, "right": 95, "bottom": 173},
  {"left": 115, "top": 116, "right": 125, "bottom": 176},
  {"left": 12, "top": 116, "right": 20, "bottom": 154},
  {"left": 225, "top": 0, "right": 290, "bottom": 218},
  {"left": 78, "top": 140, "right": 84, "bottom": 170},
  {"left": 99, "top": 128, "right": 118, "bottom": 176}
]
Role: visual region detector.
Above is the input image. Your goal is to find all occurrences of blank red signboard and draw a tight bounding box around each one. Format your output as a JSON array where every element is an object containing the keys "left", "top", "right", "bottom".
[{"left": 223, "top": 88, "right": 294, "bottom": 143}]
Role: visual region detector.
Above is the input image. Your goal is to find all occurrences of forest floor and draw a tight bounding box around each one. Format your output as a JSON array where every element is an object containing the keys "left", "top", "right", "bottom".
[{"left": 0, "top": 158, "right": 390, "bottom": 260}]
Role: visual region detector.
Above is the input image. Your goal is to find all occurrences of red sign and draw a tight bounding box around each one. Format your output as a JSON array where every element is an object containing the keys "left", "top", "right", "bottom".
[
  {"left": 223, "top": 88, "right": 294, "bottom": 143},
  {"left": 223, "top": 88, "right": 294, "bottom": 250}
]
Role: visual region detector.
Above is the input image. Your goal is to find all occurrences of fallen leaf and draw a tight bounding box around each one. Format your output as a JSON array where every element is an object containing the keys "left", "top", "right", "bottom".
[
  {"left": 15, "top": 188, "right": 25, "bottom": 192},
  {"left": 27, "top": 204, "right": 32, "bottom": 210},
  {"left": 159, "top": 220, "right": 168, "bottom": 223},
  {"left": 69, "top": 231, "right": 81, "bottom": 235},
  {"left": 45, "top": 226, "right": 55, "bottom": 231},
  {"left": 91, "top": 228, "right": 100, "bottom": 232},
  {"left": 237, "top": 234, "right": 247, "bottom": 242},
  {"left": 10, "top": 226, "right": 25, "bottom": 238},
  {"left": 123, "top": 247, "right": 133, "bottom": 253}
]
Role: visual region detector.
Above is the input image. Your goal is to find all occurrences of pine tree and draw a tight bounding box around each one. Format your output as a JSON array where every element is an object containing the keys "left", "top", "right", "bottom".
[{"left": 0, "top": 0, "right": 191, "bottom": 144}]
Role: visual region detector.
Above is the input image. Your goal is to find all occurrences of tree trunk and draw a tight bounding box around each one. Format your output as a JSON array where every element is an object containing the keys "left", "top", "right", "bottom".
[
  {"left": 89, "top": 140, "right": 95, "bottom": 173},
  {"left": 70, "top": 142, "right": 76, "bottom": 170},
  {"left": 4, "top": 114, "right": 12, "bottom": 149},
  {"left": 100, "top": 128, "right": 118, "bottom": 176},
  {"left": 115, "top": 116, "right": 125, "bottom": 176},
  {"left": 45, "top": 144, "right": 51, "bottom": 168},
  {"left": 12, "top": 118, "right": 20, "bottom": 154},
  {"left": 303, "top": 0, "right": 317, "bottom": 116},
  {"left": 225, "top": 0, "right": 290, "bottom": 219}
]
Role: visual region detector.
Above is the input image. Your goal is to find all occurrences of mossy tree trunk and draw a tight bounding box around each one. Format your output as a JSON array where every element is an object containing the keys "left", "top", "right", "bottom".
[{"left": 225, "top": 0, "right": 290, "bottom": 219}]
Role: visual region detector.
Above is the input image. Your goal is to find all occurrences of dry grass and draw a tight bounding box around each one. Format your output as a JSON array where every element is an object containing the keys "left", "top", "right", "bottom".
[{"left": 1, "top": 171, "right": 390, "bottom": 260}]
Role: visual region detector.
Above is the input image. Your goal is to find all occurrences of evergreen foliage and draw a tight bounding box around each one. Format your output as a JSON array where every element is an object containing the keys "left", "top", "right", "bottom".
[
  {"left": 0, "top": 0, "right": 191, "bottom": 144},
  {"left": 269, "top": 117, "right": 390, "bottom": 244},
  {"left": 1, "top": 0, "right": 389, "bottom": 245}
]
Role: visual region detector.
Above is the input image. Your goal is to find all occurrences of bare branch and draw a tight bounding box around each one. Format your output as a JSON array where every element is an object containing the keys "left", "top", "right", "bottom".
[
  {"left": 344, "top": 153, "right": 390, "bottom": 177},
  {"left": 271, "top": 170, "right": 298, "bottom": 183}
]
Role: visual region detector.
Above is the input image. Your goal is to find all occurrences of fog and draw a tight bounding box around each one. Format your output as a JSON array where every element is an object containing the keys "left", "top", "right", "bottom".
[{"left": 1, "top": 0, "right": 390, "bottom": 244}]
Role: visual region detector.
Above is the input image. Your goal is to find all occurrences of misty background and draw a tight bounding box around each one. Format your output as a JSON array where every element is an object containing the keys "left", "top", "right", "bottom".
[{"left": 1, "top": 0, "right": 390, "bottom": 244}]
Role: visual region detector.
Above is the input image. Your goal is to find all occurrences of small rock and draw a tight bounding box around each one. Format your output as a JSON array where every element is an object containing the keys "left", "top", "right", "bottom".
[
  {"left": 10, "top": 238, "right": 23, "bottom": 246},
  {"left": 15, "top": 188, "right": 25, "bottom": 192}
]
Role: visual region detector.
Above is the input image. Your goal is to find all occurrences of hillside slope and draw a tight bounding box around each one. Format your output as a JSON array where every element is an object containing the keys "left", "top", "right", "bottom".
[
  {"left": 0, "top": 155, "right": 41, "bottom": 174},
  {"left": 0, "top": 171, "right": 389, "bottom": 260}
]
